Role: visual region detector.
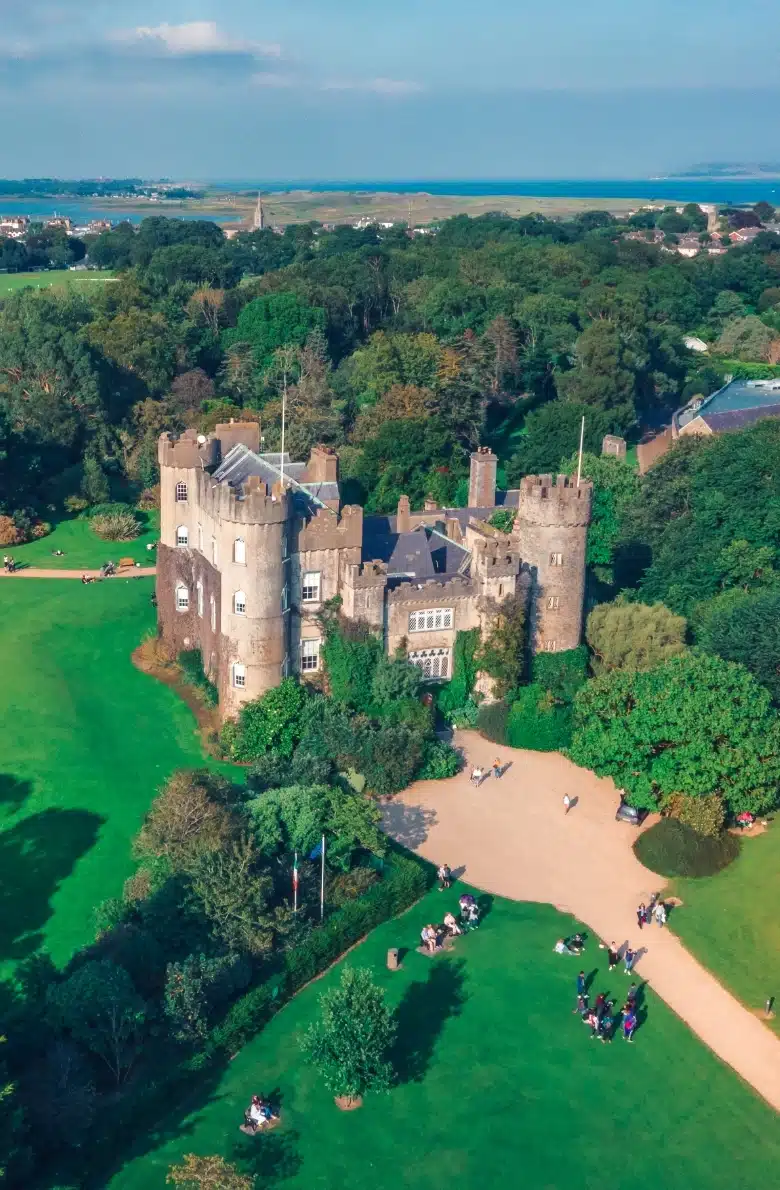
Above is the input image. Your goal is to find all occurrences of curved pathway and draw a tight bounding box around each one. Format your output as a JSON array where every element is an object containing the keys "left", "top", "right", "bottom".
[
  {"left": 383, "top": 730, "right": 780, "bottom": 1112},
  {"left": 0, "top": 566, "right": 156, "bottom": 579}
]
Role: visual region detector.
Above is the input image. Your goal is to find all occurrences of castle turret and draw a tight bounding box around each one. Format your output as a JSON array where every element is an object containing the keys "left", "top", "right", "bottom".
[
  {"left": 468, "top": 447, "right": 497, "bottom": 508},
  {"left": 513, "top": 473, "right": 592, "bottom": 654}
]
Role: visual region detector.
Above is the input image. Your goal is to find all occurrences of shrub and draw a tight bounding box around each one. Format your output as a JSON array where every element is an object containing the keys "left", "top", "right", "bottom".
[
  {"left": 507, "top": 685, "right": 573, "bottom": 752},
  {"left": 64, "top": 494, "right": 89, "bottom": 513},
  {"left": 0, "top": 515, "right": 20, "bottom": 546},
  {"left": 417, "top": 738, "right": 461, "bottom": 779},
  {"left": 91, "top": 511, "right": 141, "bottom": 541},
  {"left": 633, "top": 818, "right": 740, "bottom": 878},
  {"left": 31, "top": 520, "right": 51, "bottom": 540},
  {"left": 177, "top": 649, "right": 218, "bottom": 707},
  {"left": 667, "top": 793, "right": 726, "bottom": 838},
  {"left": 476, "top": 701, "right": 509, "bottom": 744},
  {"left": 137, "top": 486, "right": 160, "bottom": 511},
  {"left": 447, "top": 697, "right": 479, "bottom": 729},
  {"left": 532, "top": 646, "right": 590, "bottom": 702},
  {"left": 327, "top": 866, "right": 379, "bottom": 908},
  {"left": 222, "top": 678, "right": 309, "bottom": 761},
  {"left": 438, "top": 629, "right": 480, "bottom": 716},
  {"left": 85, "top": 502, "right": 134, "bottom": 519}
]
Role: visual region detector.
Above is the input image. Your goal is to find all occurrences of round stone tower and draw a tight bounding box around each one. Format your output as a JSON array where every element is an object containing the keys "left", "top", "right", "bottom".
[{"left": 514, "top": 473, "right": 592, "bottom": 654}]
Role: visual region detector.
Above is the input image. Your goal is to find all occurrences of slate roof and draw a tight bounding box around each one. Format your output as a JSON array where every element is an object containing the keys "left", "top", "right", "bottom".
[
  {"left": 676, "top": 379, "right": 780, "bottom": 432},
  {"left": 212, "top": 444, "right": 340, "bottom": 510},
  {"left": 362, "top": 519, "right": 471, "bottom": 578}
]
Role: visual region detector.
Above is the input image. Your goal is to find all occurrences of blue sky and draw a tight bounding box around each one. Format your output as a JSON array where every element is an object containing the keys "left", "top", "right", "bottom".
[{"left": 2, "top": 1, "right": 779, "bottom": 178}]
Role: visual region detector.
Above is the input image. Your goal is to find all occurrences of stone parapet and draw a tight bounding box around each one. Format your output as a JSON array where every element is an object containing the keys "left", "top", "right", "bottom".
[
  {"left": 516, "top": 473, "right": 592, "bottom": 527},
  {"left": 299, "top": 504, "right": 363, "bottom": 551}
]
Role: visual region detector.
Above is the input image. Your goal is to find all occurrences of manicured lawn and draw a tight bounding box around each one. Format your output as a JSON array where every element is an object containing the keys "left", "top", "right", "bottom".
[
  {"left": 10, "top": 513, "right": 159, "bottom": 570},
  {"left": 670, "top": 824, "right": 780, "bottom": 1032},
  {"left": 0, "top": 269, "right": 116, "bottom": 295},
  {"left": 111, "top": 894, "right": 780, "bottom": 1190},
  {"left": 0, "top": 578, "right": 222, "bottom": 977}
]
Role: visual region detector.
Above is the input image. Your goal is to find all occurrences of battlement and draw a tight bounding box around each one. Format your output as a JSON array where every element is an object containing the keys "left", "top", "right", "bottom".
[
  {"left": 158, "top": 430, "right": 218, "bottom": 470},
  {"left": 388, "top": 576, "right": 475, "bottom": 605},
  {"left": 299, "top": 504, "right": 363, "bottom": 552},
  {"left": 472, "top": 534, "right": 521, "bottom": 577},
  {"left": 515, "top": 473, "right": 592, "bottom": 526},
  {"left": 194, "top": 467, "right": 290, "bottom": 526},
  {"left": 345, "top": 560, "right": 389, "bottom": 589}
]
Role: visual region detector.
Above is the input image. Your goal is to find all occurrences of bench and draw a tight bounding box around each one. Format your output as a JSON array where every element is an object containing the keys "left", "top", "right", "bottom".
[{"left": 118, "top": 557, "right": 138, "bottom": 569}]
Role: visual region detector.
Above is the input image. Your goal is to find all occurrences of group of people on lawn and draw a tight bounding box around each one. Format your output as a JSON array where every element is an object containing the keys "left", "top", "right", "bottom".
[{"left": 420, "top": 866, "right": 480, "bottom": 953}]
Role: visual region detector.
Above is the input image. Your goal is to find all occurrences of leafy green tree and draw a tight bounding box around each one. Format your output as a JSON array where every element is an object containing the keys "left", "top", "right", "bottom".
[
  {"left": 557, "top": 321, "right": 636, "bottom": 425},
  {"left": 223, "top": 292, "right": 326, "bottom": 372},
  {"left": 164, "top": 953, "right": 251, "bottom": 1043},
  {"left": 135, "top": 770, "right": 234, "bottom": 872},
  {"left": 570, "top": 651, "right": 780, "bottom": 814},
  {"left": 342, "top": 416, "right": 467, "bottom": 512},
  {"left": 695, "top": 588, "right": 780, "bottom": 701},
  {"left": 715, "top": 316, "right": 775, "bottom": 362},
  {"left": 0, "top": 1036, "right": 23, "bottom": 1182},
  {"left": 563, "top": 451, "right": 640, "bottom": 572},
  {"left": 81, "top": 454, "right": 111, "bottom": 504},
  {"left": 507, "top": 403, "right": 616, "bottom": 482},
  {"left": 586, "top": 600, "right": 687, "bottom": 672},
  {"left": 370, "top": 652, "right": 422, "bottom": 705},
  {"left": 46, "top": 960, "right": 147, "bottom": 1084},
  {"left": 321, "top": 617, "right": 383, "bottom": 712},
  {"left": 187, "top": 837, "right": 274, "bottom": 956},
  {"left": 300, "top": 967, "right": 395, "bottom": 1105},
  {"left": 247, "top": 783, "right": 384, "bottom": 868},
  {"left": 223, "top": 678, "right": 310, "bottom": 761}
]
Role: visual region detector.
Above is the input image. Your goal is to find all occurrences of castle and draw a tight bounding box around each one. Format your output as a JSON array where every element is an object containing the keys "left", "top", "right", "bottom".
[{"left": 156, "top": 423, "right": 592, "bottom": 718}]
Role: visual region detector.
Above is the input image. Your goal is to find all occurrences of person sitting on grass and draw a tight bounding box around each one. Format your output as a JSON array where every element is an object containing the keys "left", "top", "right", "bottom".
[
  {"left": 554, "top": 938, "right": 577, "bottom": 955},
  {"left": 566, "top": 933, "right": 585, "bottom": 955},
  {"left": 244, "top": 1095, "right": 278, "bottom": 1133},
  {"left": 443, "top": 911, "right": 462, "bottom": 937}
]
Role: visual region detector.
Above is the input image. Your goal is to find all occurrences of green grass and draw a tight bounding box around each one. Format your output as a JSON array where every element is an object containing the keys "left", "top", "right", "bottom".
[
  {"left": 111, "top": 894, "right": 780, "bottom": 1190},
  {"left": 10, "top": 512, "right": 159, "bottom": 570},
  {"left": 0, "top": 578, "right": 225, "bottom": 978},
  {"left": 0, "top": 269, "right": 116, "bottom": 295},
  {"left": 669, "top": 823, "right": 780, "bottom": 1032}
]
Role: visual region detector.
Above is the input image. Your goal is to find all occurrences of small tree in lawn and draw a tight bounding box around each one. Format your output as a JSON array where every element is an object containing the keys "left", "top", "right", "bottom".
[
  {"left": 167, "top": 1153, "right": 253, "bottom": 1189},
  {"left": 300, "top": 967, "right": 395, "bottom": 1108}
]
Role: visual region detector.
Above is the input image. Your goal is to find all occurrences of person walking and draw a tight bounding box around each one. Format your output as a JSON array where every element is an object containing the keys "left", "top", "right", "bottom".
[
  {"left": 626, "top": 982, "right": 638, "bottom": 1009},
  {"left": 654, "top": 901, "right": 667, "bottom": 928},
  {"left": 622, "top": 1008, "right": 637, "bottom": 1043},
  {"left": 437, "top": 863, "right": 452, "bottom": 891},
  {"left": 624, "top": 945, "right": 636, "bottom": 975},
  {"left": 563, "top": 794, "right": 572, "bottom": 815},
  {"left": 647, "top": 892, "right": 658, "bottom": 924},
  {"left": 492, "top": 758, "right": 503, "bottom": 780},
  {"left": 605, "top": 941, "right": 619, "bottom": 971},
  {"left": 574, "top": 970, "right": 588, "bottom": 1014},
  {"left": 636, "top": 903, "right": 647, "bottom": 931}
]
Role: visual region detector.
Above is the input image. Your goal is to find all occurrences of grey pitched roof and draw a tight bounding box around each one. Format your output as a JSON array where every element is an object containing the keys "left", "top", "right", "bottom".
[
  {"left": 212, "top": 444, "right": 339, "bottom": 509},
  {"left": 676, "top": 378, "right": 780, "bottom": 431},
  {"left": 388, "top": 529, "right": 435, "bottom": 578},
  {"left": 702, "top": 404, "right": 780, "bottom": 432},
  {"left": 362, "top": 519, "right": 470, "bottom": 579}
]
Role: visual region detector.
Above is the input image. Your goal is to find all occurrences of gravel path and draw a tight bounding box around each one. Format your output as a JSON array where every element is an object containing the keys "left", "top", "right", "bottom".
[
  {"left": 0, "top": 567, "right": 156, "bottom": 578},
  {"left": 384, "top": 730, "right": 780, "bottom": 1112}
]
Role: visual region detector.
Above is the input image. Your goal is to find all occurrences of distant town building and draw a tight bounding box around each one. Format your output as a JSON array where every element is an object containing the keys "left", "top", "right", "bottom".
[
  {"left": 45, "top": 216, "right": 72, "bottom": 234},
  {"left": 0, "top": 215, "right": 29, "bottom": 238},
  {"left": 683, "top": 335, "right": 709, "bottom": 353},
  {"left": 674, "top": 378, "right": 780, "bottom": 438}
]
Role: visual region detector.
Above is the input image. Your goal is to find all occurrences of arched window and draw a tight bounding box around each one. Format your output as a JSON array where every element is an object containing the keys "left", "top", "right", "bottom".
[
  {"left": 210, "top": 594, "right": 216, "bottom": 631},
  {"left": 234, "top": 537, "right": 246, "bottom": 565},
  {"left": 176, "top": 525, "right": 189, "bottom": 548},
  {"left": 175, "top": 481, "right": 188, "bottom": 502},
  {"left": 175, "top": 583, "right": 189, "bottom": 612},
  {"left": 234, "top": 590, "right": 247, "bottom": 616},
  {"left": 196, "top": 580, "right": 204, "bottom": 618},
  {"left": 232, "top": 663, "right": 246, "bottom": 689}
]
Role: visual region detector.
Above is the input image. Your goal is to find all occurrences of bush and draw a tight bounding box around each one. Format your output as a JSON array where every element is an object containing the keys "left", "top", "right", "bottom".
[
  {"left": 222, "top": 678, "right": 309, "bottom": 760},
  {"left": 532, "top": 646, "right": 590, "bottom": 702},
  {"left": 417, "top": 738, "right": 461, "bottom": 780},
  {"left": 64, "top": 494, "right": 89, "bottom": 513},
  {"left": 667, "top": 793, "right": 726, "bottom": 838},
  {"left": 85, "top": 502, "right": 134, "bottom": 519},
  {"left": 633, "top": 818, "right": 740, "bottom": 878},
  {"left": 0, "top": 515, "right": 20, "bottom": 546},
  {"left": 437, "top": 629, "right": 480, "bottom": 716},
  {"left": 476, "top": 701, "right": 509, "bottom": 744},
  {"left": 91, "top": 511, "right": 141, "bottom": 541},
  {"left": 31, "top": 520, "right": 51, "bottom": 540},
  {"left": 327, "top": 866, "right": 379, "bottom": 908},
  {"left": 507, "top": 685, "right": 573, "bottom": 752},
  {"left": 447, "top": 697, "right": 479, "bottom": 729},
  {"left": 178, "top": 649, "right": 218, "bottom": 707}
]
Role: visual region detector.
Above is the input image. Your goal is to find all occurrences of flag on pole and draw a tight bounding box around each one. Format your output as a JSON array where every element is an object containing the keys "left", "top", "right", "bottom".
[
  {"left": 309, "top": 841, "right": 323, "bottom": 860},
  {"left": 293, "top": 850, "right": 299, "bottom": 914},
  {"left": 320, "top": 833, "right": 326, "bottom": 923}
]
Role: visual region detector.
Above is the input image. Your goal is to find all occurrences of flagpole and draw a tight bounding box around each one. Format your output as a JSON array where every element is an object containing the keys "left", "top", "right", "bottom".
[
  {"left": 576, "top": 415, "right": 585, "bottom": 488},
  {"left": 320, "top": 834, "right": 326, "bottom": 923},
  {"left": 293, "top": 849, "right": 298, "bottom": 915}
]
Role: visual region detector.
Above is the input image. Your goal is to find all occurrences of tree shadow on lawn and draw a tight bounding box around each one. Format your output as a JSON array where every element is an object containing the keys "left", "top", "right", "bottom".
[
  {"left": 381, "top": 802, "right": 437, "bottom": 849},
  {"left": 0, "top": 808, "right": 104, "bottom": 962},
  {"left": 232, "top": 1127, "right": 303, "bottom": 1186},
  {"left": 391, "top": 957, "right": 467, "bottom": 1084},
  {"left": 0, "top": 774, "right": 33, "bottom": 818}
]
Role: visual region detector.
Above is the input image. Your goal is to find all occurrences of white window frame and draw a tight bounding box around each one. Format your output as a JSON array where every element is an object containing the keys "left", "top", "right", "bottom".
[
  {"left": 300, "top": 638, "right": 321, "bottom": 672},
  {"left": 550, "top": 552, "right": 563, "bottom": 567},
  {"left": 408, "top": 648, "right": 452, "bottom": 680},
  {"left": 210, "top": 594, "right": 216, "bottom": 632},
  {"left": 175, "top": 583, "right": 189, "bottom": 612},
  {"left": 234, "top": 537, "right": 246, "bottom": 565},
  {"left": 547, "top": 595, "right": 560, "bottom": 611},
  {"left": 176, "top": 525, "right": 189, "bottom": 548},
  {"left": 196, "top": 580, "right": 204, "bottom": 618},
  {"left": 234, "top": 590, "right": 247, "bottom": 616},
  {"left": 197, "top": 523, "right": 203, "bottom": 552},
  {"left": 232, "top": 663, "right": 246, "bottom": 689},
  {"left": 281, "top": 531, "right": 289, "bottom": 560},
  {"left": 301, "top": 571, "right": 321, "bottom": 603},
  {"left": 281, "top": 583, "right": 289, "bottom": 613},
  {"left": 211, "top": 537, "right": 218, "bottom": 566},
  {"left": 408, "top": 607, "right": 454, "bottom": 633},
  {"left": 175, "top": 481, "right": 188, "bottom": 502},
  {"left": 543, "top": 639, "right": 558, "bottom": 653}
]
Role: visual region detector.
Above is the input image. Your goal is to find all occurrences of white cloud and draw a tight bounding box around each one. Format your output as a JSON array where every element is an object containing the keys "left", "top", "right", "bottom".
[{"left": 115, "top": 21, "right": 280, "bottom": 59}]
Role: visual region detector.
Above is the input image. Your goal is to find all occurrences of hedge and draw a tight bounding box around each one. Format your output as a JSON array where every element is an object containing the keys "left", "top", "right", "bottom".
[
  {"left": 476, "top": 701, "right": 509, "bottom": 744},
  {"left": 506, "top": 685, "right": 573, "bottom": 752},
  {"left": 633, "top": 818, "right": 740, "bottom": 878}
]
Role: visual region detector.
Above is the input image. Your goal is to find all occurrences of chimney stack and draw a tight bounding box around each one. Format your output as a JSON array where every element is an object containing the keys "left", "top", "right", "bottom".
[
  {"left": 468, "top": 447, "right": 498, "bottom": 509},
  {"left": 397, "top": 494, "right": 411, "bottom": 533},
  {"left": 306, "top": 444, "right": 339, "bottom": 483},
  {"left": 424, "top": 495, "right": 438, "bottom": 512}
]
